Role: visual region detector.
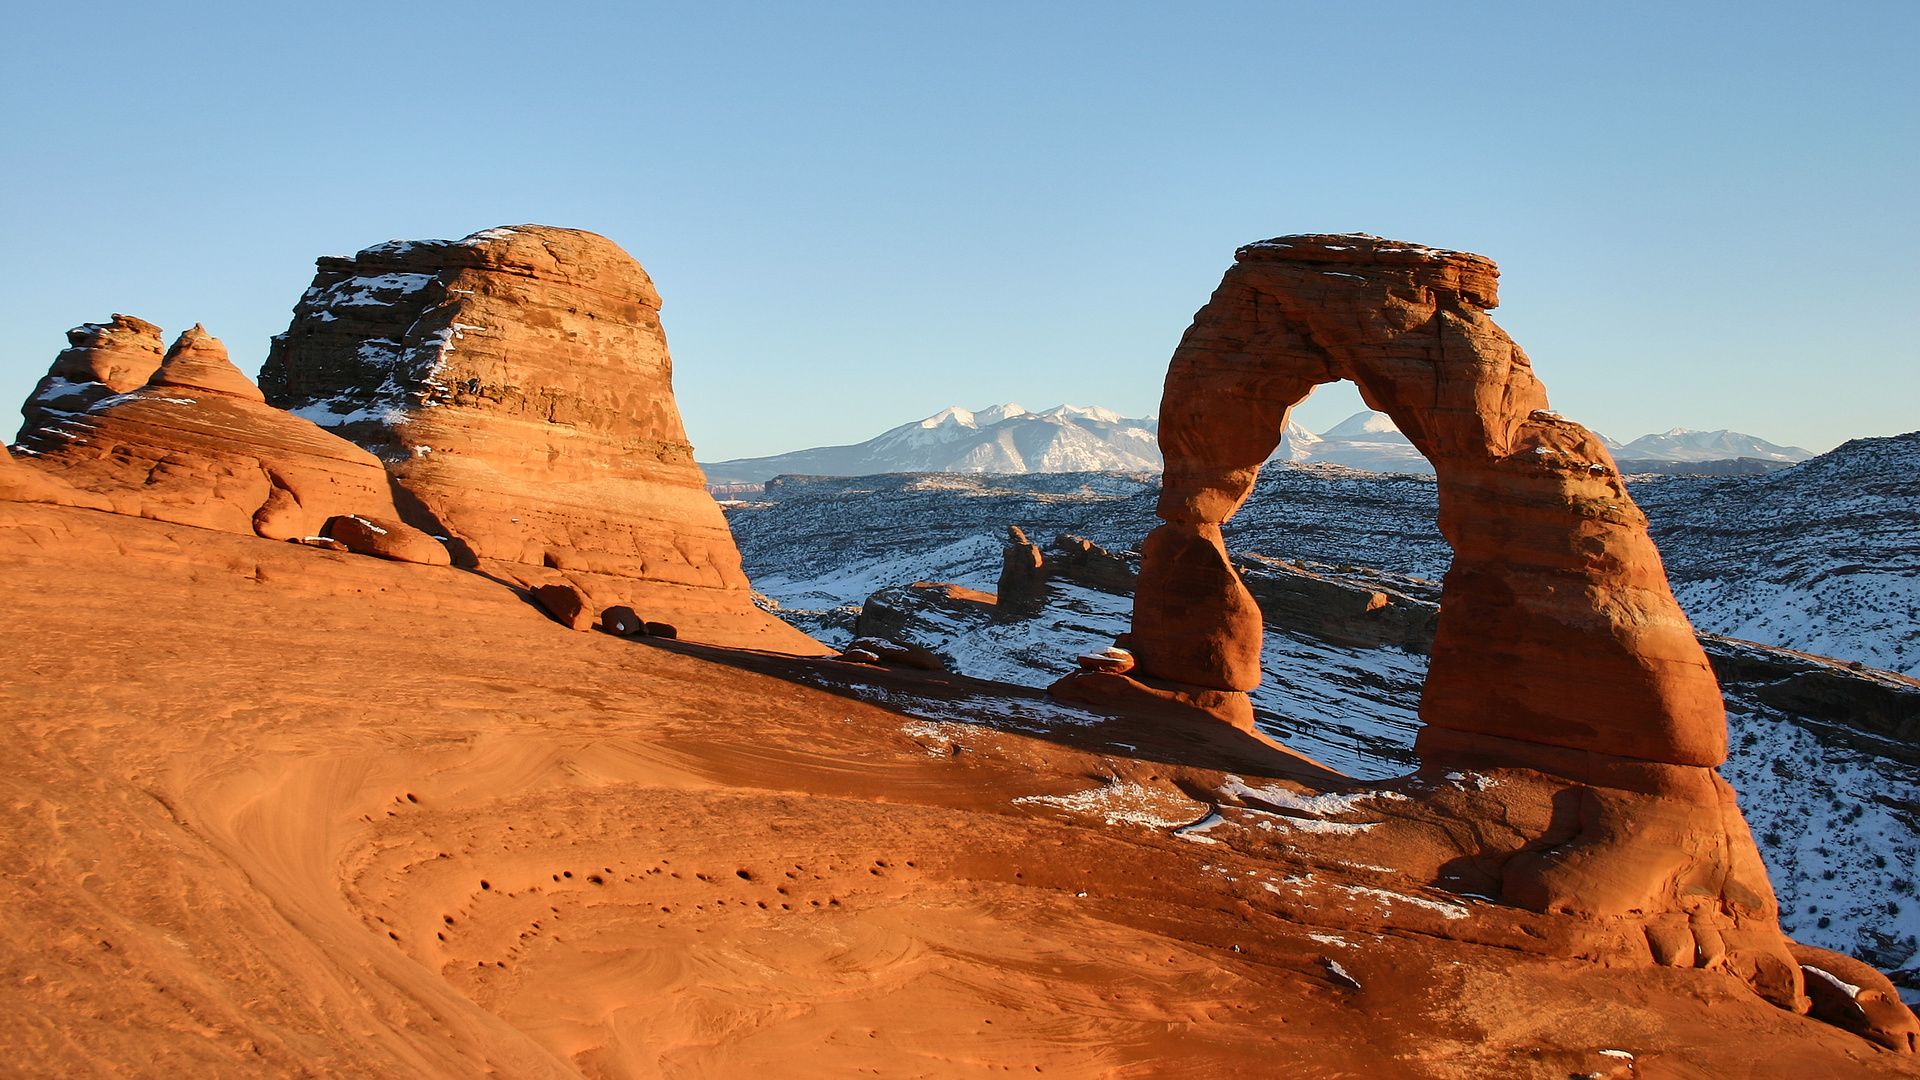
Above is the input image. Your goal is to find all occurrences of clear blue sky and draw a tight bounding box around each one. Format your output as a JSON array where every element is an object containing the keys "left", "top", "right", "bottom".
[{"left": 3, "top": 1, "right": 1913, "bottom": 459}]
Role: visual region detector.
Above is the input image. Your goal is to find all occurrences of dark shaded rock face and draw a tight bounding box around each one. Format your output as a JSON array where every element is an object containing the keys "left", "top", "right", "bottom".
[
  {"left": 855, "top": 582, "right": 998, "bottom": 653},
  {"left": 1051, "top": 533, "right": 1137, "bottom": 593}
]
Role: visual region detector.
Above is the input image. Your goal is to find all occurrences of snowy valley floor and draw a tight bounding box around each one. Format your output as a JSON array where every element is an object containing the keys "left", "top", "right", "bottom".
[{"left": 729, "top": 468, "right": 1920, "bottom": 994}]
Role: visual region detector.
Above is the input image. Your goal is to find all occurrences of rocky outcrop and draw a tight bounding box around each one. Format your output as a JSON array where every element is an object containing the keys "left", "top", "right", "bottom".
[
  {"left": 855, "top": 582, "right": 998, "bottom": 653},
  {"left": 1055, "top": 234, "right": 1823, "bottom": 1015},
  {"left": 13, "top": 315, "right": 165, "bottom": 444},
  {"left": 996, "top": 530, "right": 1137, "bottom": 616},
  {"left": 1234, "top": 554, "right": 1439, "bottom": 652},
  {"left": 13, "top": 326, "right": 447, "bottom": 563},
  {"left": 1050, "top": 533, "right": 1136, "bottom": 593},
  {"left": 998, "top": 526, "right": 1048, "bottom": 613},
  {"left": 257, "top": 225, "right": 818, "bottom": 652}
]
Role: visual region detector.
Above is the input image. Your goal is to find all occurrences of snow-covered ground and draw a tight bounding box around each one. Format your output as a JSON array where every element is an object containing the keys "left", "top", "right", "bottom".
[
  {"left": 1636, "top": 432, "right": 1920, "bottom": 676},
  {"left": 726, "top": 435, "right": 1920, "bottom": 987}
]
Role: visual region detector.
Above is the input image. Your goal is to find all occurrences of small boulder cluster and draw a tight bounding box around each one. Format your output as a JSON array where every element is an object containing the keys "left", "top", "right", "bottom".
[{"left": 528, "top": 584, "right": 677, "bottom": 639}]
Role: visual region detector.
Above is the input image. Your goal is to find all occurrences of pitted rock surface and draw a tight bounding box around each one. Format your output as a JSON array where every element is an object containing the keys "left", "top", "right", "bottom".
[{"left": 257, "top": 224, "right": 817, "bottom": 652}]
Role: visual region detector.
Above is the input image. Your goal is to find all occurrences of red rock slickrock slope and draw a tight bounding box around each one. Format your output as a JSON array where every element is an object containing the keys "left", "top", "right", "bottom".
[
  {"left": 0, "top": 500, "right": 1913, "bottom": 1078},
  {"left": 12, "top": 313, "right": 166, "bottom": 444},
  {"left": 256, "top": 224, "right": 815, "bottom": 651},
  {"left": 1055, "top": 234, "right": 1851, "bottom": 1018},
  {"left": 13, "top": 325, "right": 447, "bottom": 561}
]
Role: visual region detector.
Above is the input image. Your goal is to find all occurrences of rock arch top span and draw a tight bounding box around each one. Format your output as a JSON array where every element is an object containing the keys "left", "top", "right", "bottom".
[{"left": 1134, "top": 233, "right": 1726, "bottom": 770}]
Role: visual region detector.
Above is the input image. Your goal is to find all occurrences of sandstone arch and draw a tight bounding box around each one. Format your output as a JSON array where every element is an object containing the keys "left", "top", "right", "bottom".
[
  {"left": 1135, "top": 233, "right": 1726, "bottom": 770},
  {"left": 1056, "top": 234, "right": 1823, "bottom": 1011}
]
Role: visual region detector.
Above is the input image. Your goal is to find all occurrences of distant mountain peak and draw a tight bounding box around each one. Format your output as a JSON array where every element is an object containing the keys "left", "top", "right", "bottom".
[
  {"left": 701, "top": 401, "right": 1819, "bottom": 485},
  {"left": 1321, "top": 410, "right": 1405, "bottom": 440},
  {"left": 700, "top": 402, "right": 1161, "bottom": 484}
]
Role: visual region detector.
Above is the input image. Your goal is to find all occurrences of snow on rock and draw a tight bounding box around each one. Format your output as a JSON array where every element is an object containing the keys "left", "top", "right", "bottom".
[
  {"left": 728, "top": 446, "right": 1920, "bottom": 981},
  {"left": 700, "top": 406, "right": 1162, "bottom": 483}
]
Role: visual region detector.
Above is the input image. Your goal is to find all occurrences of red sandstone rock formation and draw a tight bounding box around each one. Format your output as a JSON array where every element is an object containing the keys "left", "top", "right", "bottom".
[
  {"left": 256, "top": 225, "right": 818, "bottom": 652},
  {"left": 13, "top": 314, "right": 165, "bottom": 444},
  {"left": 1057, "top": 234, "right": 1824, "bottom": 1013},
  {"left": 14, "top": 325, "right": 447, "bottom": 563}
]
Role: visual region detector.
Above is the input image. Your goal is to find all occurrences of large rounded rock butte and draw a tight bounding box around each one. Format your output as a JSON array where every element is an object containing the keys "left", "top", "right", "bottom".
[{"left": 257, "top": 224, "right": 816, "bottom": 650}]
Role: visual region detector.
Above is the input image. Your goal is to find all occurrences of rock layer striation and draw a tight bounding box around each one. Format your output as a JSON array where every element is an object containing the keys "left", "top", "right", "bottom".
[
  {"left": 257, "top": 225, "right": 814, "bottom": 648},
  {"left": 14, "top": 314, "right": 165, "bottom": 444},
  {"left": 14, "top": 325, "right": 446, "bottom": 561},
  {"left": 1061, "top": 233, "right": 1816, "bottom": 1012}
]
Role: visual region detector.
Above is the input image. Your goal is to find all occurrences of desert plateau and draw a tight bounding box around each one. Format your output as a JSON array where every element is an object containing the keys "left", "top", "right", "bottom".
[{"left": 2, "top": 222, "right": 1916, "bottom": 1080}]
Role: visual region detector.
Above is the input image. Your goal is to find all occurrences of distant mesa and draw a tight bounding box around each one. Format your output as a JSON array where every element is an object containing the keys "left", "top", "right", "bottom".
[{"left": 701, "top": 400, "right": 1811, "bottom": 484}]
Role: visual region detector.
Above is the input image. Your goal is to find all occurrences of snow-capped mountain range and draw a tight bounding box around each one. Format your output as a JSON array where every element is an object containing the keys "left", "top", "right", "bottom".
[
  {"left": 700, "top": 404, "right": 1161, "bottom": 483},
  {"left": 700, "top": 404, "right": 1813, "bottom": 483}
]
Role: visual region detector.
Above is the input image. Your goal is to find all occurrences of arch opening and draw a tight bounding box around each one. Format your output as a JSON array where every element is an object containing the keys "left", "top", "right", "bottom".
[{"left": 1121, "top": 233, "right": 1726, "bottom": 772}]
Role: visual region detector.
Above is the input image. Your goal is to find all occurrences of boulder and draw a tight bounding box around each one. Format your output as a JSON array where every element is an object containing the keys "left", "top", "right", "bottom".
[
  {"left": 1789, "top": 942, "right": 1920, "bottom": 1052},
  {"left": 848, "top": 635, "right": 945, "bottom": 671},
  {"left": 13, "top": 326, "right": 438, "bottom": 555},
  {"left": 532, "top": 583, "right": 592, "bottom": 631},
  {"left": 14, "top": 314, "right": 165, "bottom": 444},
  {"left": 600, "top": 605, "right": 643, "bottom": 636},
  {"left": 326, "top": 513, "right": 451, "bottom": 565},
  {"left": 256, "top": 225, "right": 819, "bottom": 653},
  {"left": 1075, "top": 646, "right": 1135, "bottom": 674},
  {"left": 641, "top": 621, "right": 676, "bottom": 639}
]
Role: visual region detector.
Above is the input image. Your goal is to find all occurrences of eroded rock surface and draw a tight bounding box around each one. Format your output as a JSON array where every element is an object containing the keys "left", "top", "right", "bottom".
[
  {"left": 13, "top": 314, "right": 165, "bottom": 444},
  {"left": 1055, "top": 233, "right": 1867, "bottom": 1019},
  {"left": 258, "top": 225, "right": 816, "bottom": 651},
  {"left": 14, "top": 325, "right": 446, "bottom": 561}
]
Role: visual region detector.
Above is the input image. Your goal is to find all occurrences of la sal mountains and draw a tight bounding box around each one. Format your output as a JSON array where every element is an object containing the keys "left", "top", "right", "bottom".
[{"left": 700, "top": 402, "right": 1815, "bottom": 483}]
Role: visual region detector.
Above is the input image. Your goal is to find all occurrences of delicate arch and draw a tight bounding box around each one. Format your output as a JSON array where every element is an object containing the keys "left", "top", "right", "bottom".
[{"left": 1131, "top": 234, "right": 1725, "bottom": 769}]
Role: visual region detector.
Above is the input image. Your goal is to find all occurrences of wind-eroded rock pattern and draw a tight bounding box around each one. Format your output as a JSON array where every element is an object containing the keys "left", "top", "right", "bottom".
[
  {"left": 13, "top": 313, "right": 165, "bottom": 443},
  {"left": 12, "top": 325, "right": 447, "bottom": 561},
  {"left": 255, "top": 226, "right": 811, "bottom": 651},
  {"left": 1, "top": 505, "right": 1913, "bottom": 1077}
]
